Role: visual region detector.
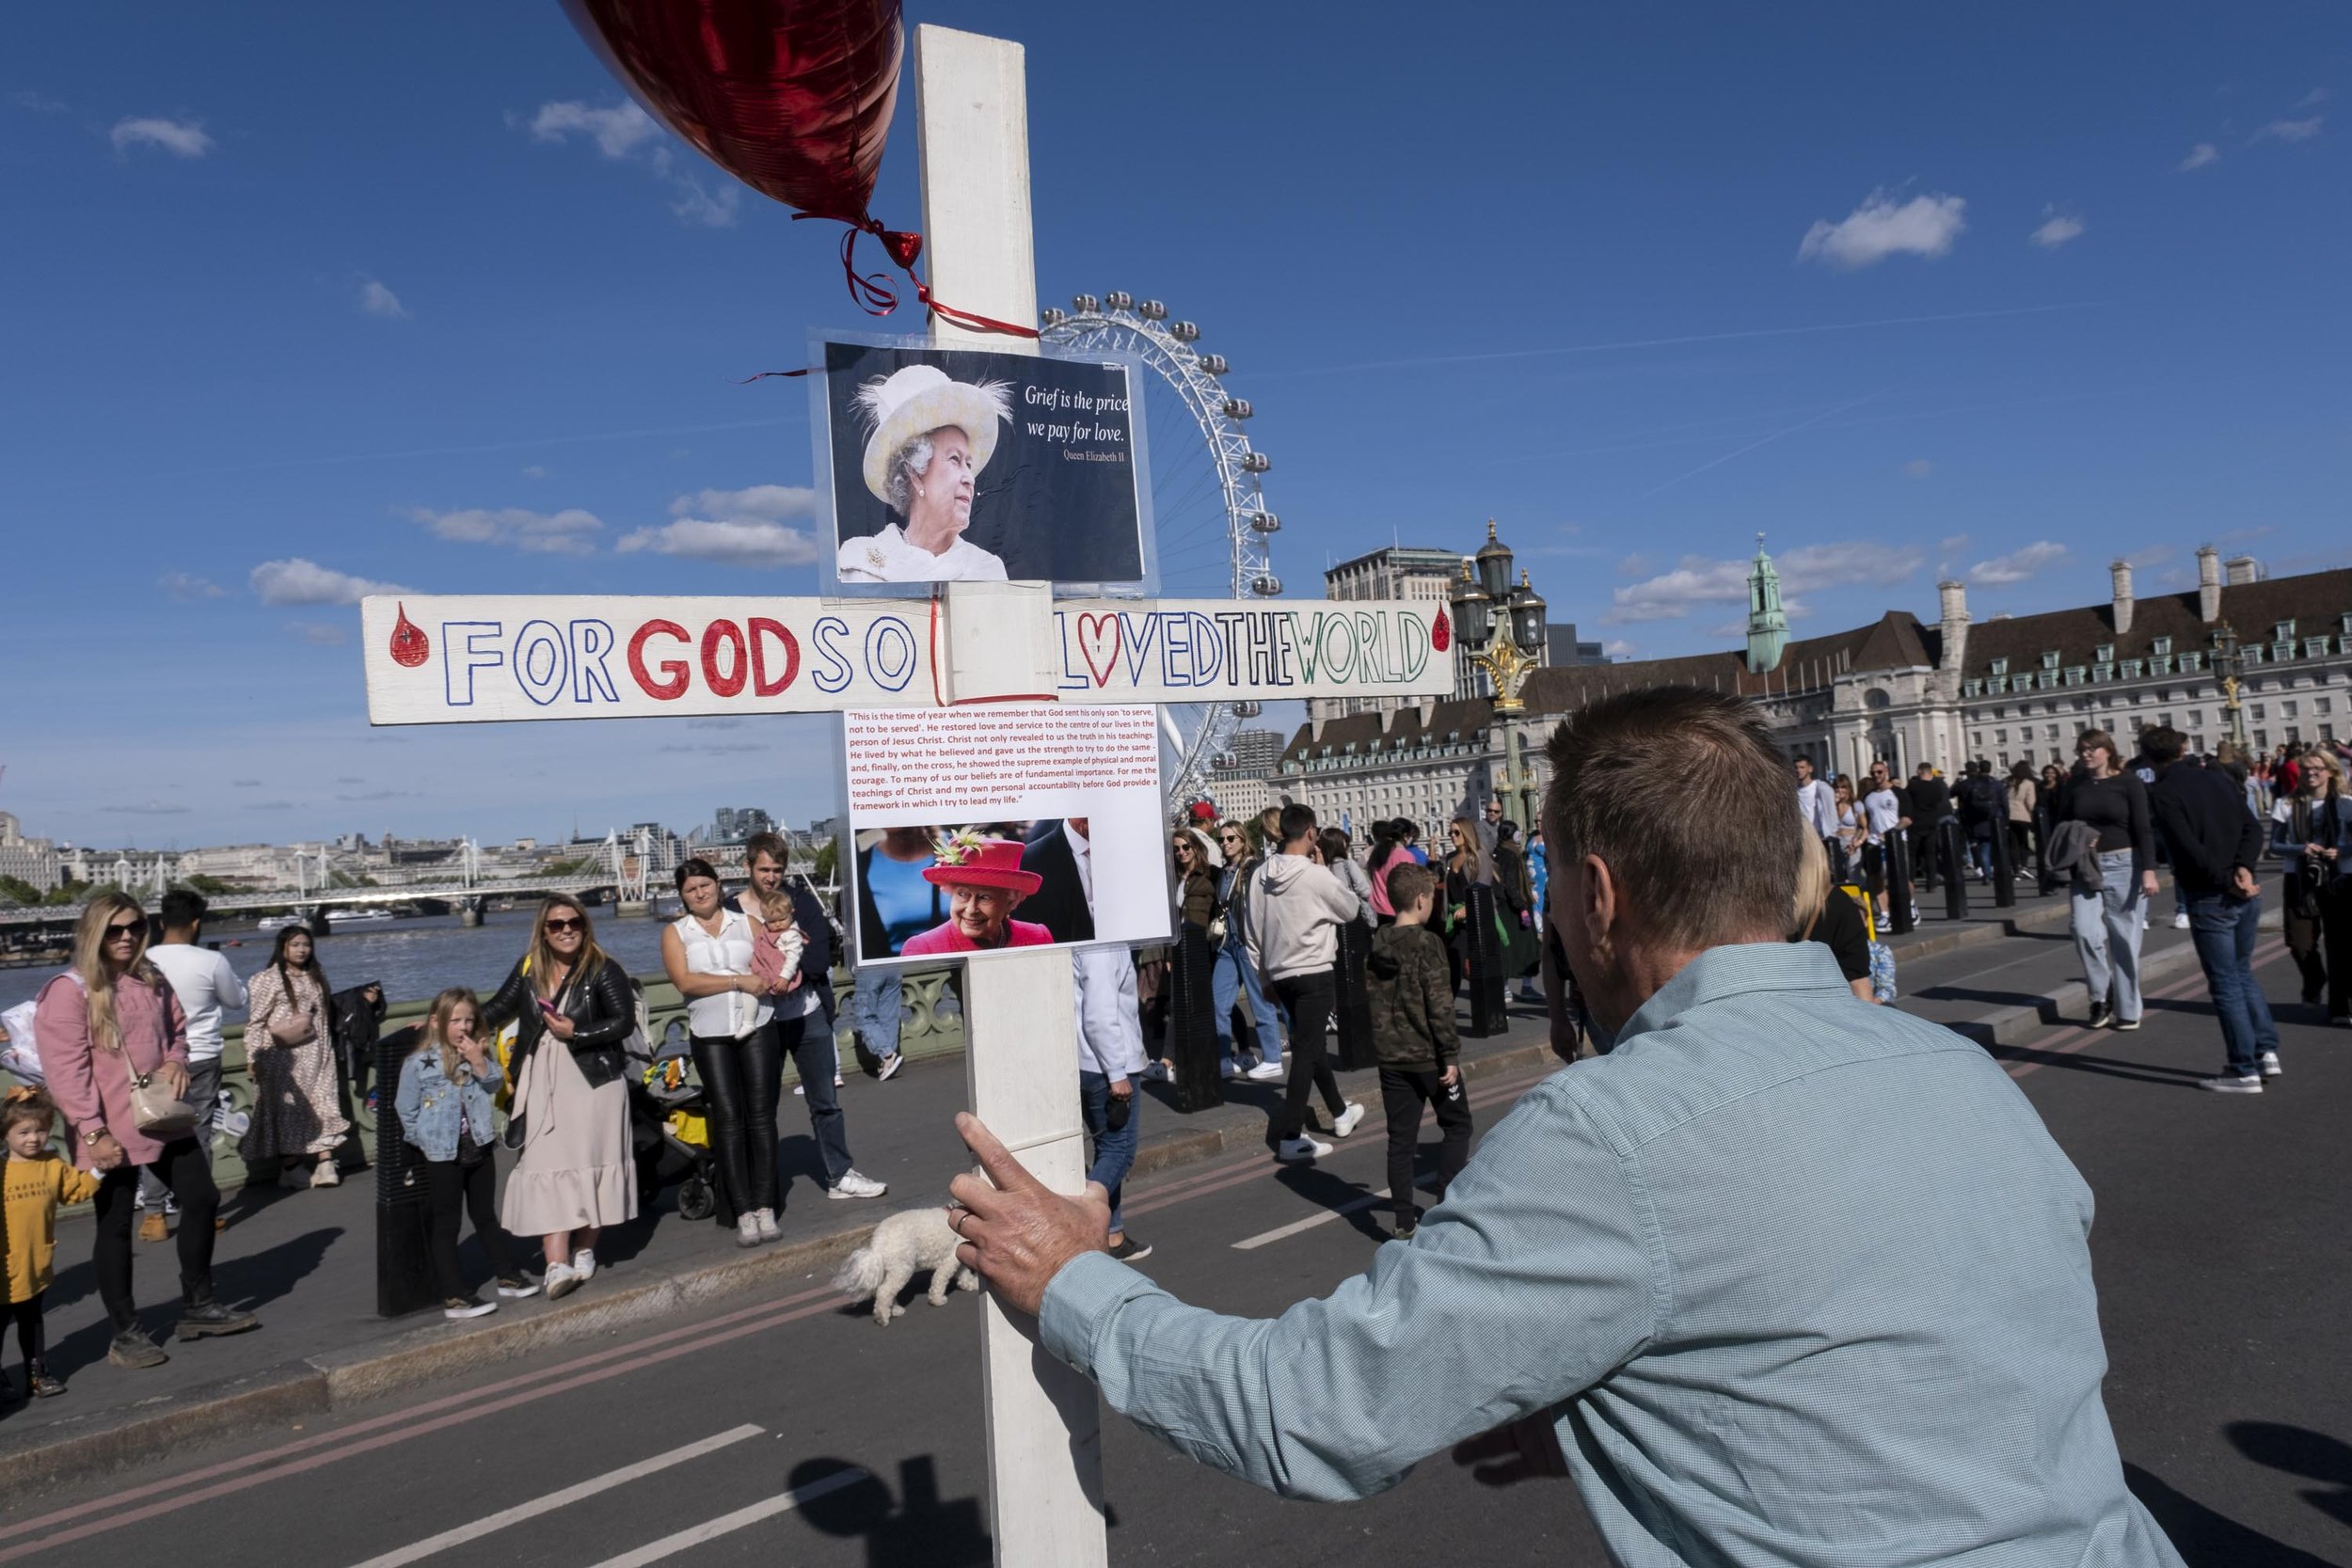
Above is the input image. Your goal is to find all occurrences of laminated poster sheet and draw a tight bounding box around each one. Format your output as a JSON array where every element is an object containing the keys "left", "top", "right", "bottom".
[{"left": 844, "top": 704, "right": 1169, "bottom": 967}]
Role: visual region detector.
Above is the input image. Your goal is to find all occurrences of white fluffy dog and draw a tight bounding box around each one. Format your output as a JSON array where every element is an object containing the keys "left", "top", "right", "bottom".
[{"left": 833, "top": 1205, "right": 980, "bottom": 1325}]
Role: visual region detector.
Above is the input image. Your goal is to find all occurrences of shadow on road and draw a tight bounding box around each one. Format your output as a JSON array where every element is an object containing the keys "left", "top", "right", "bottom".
[
  {"left": 2227, "top": 1421, "right": 2352, "bottom": 1532},
  {"left": 1982, "top": 1047, "right": 2207, "bottom": 1089},
  {"left": 794, "top": 1454, "right": 992, "bottom": 1567},
  {"left": 2124, "top": 1462, "right": 2338, "bottom": 1567}
]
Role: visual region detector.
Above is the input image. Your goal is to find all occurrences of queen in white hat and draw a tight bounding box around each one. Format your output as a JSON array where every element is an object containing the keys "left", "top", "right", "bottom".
[{"left": 835, "top": 364, "right": 1015, "bottom": 583}]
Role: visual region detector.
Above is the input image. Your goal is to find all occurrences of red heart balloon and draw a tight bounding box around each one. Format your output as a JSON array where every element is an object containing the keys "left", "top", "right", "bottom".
[{"left": 562, "top": 0, "right": 903, "bottom": 223}]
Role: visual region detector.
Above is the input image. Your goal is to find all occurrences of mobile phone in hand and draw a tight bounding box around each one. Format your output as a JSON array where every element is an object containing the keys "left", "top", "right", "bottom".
[{"left": 537, "top": 998, "right": 562, "bottom": 1018}]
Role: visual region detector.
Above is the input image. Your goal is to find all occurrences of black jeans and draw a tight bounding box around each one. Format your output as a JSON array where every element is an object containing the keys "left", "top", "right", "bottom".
[
  {"left": 1269, "top": 972, "right": 1344, "bottom": 1141},
  {"left": 93, "top": 1136, "right": 219, "bottom": 1330},
  {"left": 1379, "top": 1066, "right": 1473, "bottom": 1224},
  {"left": 9, "top": 1292, "right": 44, "bottom": 1369},
  {"left": 2318, "top": 880, "right": 2352, "bottom": 1020},
  {"left": 424, "top": 1149, "right": 516, "bottom": 1299},
  {"left": 692, "top": 1023, "right": 784, "bottom": 1219}
]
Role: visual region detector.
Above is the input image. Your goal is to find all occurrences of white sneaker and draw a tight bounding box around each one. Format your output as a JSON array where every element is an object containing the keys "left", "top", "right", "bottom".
[
  {"left": 543, "top": 1261, "right": 580, "bottom": 1300},
  {"left": 572, "top": 1250, "right": 596, "bottom": 1282},
  {"left": 496, "top": 1276, "right": 541, "bottom": 1300},
  {"left": 311, "top": 1163, "right": 341, "bottom": 1188},
  {"left": 2199, "top": 1074, "right": 2263, "bottom": 1094},
  {"left": 737, "top": 1214, "right": 763, "bottom": 1248},
  {"left": 2172, "top": 911, "right": 2190, "bottom": 929},
  {"left": 755, "top": 1208, "right": 781, "bottom": 1242},
  {"left": 830, "top": 1170, "right": 887, "bottom": 1200},
  {"left": 443, "top": 1296, "right": 497, "bottom": 1322},
  {"left": 877, "top": 1052, "right": 904, "bottom": 1082},
  {"left": 1329, "top": 1101, "right": 1366, "bottom": 1139},
  {"left": 1245, "top": 1059, "right": 1285, "bottom": 1083},
  {"left": 2259, "top": 1051, "right": 2282, "bottom": 1078},
  {"left": 1275, "top": 1135, "right": 1332, "bottom": 1163}
]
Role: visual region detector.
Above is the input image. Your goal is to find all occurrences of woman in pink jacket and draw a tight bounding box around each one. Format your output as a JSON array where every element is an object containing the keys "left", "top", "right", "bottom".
[{"left": 36, "top": 894, "right": 259, "bottom": 1370}]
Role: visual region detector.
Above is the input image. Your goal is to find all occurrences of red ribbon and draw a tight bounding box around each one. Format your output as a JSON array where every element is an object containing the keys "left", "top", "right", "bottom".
[{"left": 800, "top": 213, "right": 1042, "bottom": 341}]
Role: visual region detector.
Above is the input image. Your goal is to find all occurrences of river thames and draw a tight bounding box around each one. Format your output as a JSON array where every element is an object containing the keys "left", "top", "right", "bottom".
[{"left": 0, "top": 906, "right": 691, "bottom": 1014}]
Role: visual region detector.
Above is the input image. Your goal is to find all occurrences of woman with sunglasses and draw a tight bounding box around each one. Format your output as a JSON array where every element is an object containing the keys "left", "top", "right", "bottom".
[
  {"left": 1207, "top": 819, "right": 1287, "bottom": 1084},
  {"left": 480, "top": 895, "right": 638, "bottom": 1300},
  {"left": 37, "top": 894, "right": 258, "bottom": 1370}
]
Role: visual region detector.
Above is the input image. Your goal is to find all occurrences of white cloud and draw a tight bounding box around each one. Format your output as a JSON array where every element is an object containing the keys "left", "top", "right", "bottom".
[
  {"left": 1602, "top": 639, "right": 1638, "bottom": 660},
  {"left": 1797, "top": 189, "right": 1966, "bottom": 269},
  {"left": 1905, "top": 459, "right": 1935, "bottom": 479},
  {"left": 2295, "top": 88, "right": 2330, "bottom": 110},
  {"left": 617, "top": 518, "right": 821, "bottom": 569},
  {"left": 100, "top": 799, "right": 190, "bottom": 816},
  {"left": 110, "top": 117, "right": 214, "bottom": 157},
  {"left": 1967, "top": 541, "right": 2069, "bottom": 586},
  {"left": 288, "top": 621, "right": 349, "bottom": 646},
  {"left": 670, "top": 178, "right": 741, "bottom": 229},
  {"left": 668, "top": 484, "right": 818, "bottom": 520},
  {"left": 159, "top": 570, "right": 225, "bottom": 600},
  {"left": 522, "top": 465, "right": 548, "bottom": 479},
  {"left": 2177, "top": 142, "right": 2220, "bottom": 171},
  {"left": 249, "top": 557, "right": 408, "bottom": 606},
  {"left": 358, "top": 278, "right": 407, "bottom": 319},
  {"left": 2252, "top": 115, "right": 2324, "bottom": 144},
  {"left": 2028, "top": 211, "right": 2086, "bottom": 248},
  {"left": 1606, "top": 541, "right": 1921, "bottom": 623},
  {"left": 617, "top": 484, "right": 823, "bottom": 567},
  {"left": 410, "top": 505, "right": 603, "bottom": 556},
  {"left": 528, "top": 101, "right": 660, "bottom": 160},
  {"left": 10, "top": 90, "right": 67, "bottom": 115}
]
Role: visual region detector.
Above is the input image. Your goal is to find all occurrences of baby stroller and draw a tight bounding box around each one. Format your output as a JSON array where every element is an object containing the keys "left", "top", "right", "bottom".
[{"left": 630, "top": 1024, "right": 721, "bottom": 1223}]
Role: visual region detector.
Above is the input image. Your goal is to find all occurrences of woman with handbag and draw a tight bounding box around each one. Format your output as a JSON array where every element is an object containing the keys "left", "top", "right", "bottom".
[
  {"left": 237, "top": 926, "right": 352, "bottom": 1189},
  {"left": 35, "top": 895, "right": 258, "bottom": 1370},
  {"left": 481, "top": 895, "right": 639, "bottom": 1301},
  {"left": 2272, "top": 751, "right": 2348, "bottom": 1022}
]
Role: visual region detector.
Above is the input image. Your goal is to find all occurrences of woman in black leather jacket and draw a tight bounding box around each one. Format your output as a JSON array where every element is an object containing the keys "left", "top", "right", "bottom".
[{"left": 478, "top": 895, "right": 639, "bottom": 1300}]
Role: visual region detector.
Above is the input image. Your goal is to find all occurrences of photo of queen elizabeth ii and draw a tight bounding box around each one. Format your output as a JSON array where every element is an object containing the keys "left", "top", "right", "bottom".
[{"left": 820, "top": 340, "right": 1150, "bottom": 589}]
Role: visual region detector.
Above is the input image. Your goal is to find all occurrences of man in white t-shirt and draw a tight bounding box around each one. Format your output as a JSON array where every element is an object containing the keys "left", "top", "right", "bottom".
[
  {"left": 138, "top": 891, "right": 246, "bottom": 1240},
  {"left": 1794, "top": 757, "right": 1839, "bottom": 843},
  {"left": 1860, "top": 761, "right": 1913, "bottom": 912}
]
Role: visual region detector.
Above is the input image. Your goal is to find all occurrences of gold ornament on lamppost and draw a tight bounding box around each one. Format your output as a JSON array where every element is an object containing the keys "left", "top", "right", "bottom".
[{"left": 1470, "top": 587, "right": 1539, "bottom": 830}]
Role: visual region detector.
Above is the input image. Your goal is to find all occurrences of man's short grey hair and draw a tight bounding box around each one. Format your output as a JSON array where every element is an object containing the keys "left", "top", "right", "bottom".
[
  {"left": 1541, "top": 686, "right": 1801, "bottom": 950},
  {"left": 883, "top": 432, "right": 936, "bottom": 515}
]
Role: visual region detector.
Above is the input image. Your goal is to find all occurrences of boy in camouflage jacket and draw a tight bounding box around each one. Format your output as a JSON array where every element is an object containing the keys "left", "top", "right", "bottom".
[{"left": 1365, "top": 863, "right": 1473, "bottom": 1238}]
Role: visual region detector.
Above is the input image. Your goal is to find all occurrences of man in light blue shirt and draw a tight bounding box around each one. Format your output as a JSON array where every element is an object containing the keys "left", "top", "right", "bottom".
[{"left": 948, "top": 687, "right": 2183, "bottom": 1567}]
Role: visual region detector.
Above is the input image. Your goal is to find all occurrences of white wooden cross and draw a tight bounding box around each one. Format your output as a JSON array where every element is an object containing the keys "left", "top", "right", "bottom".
[{"left": 356, "top": 24, "right": 1448, "bottom": 1564}]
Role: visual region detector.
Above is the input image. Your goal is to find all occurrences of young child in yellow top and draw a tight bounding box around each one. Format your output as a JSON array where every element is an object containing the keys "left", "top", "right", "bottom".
[{"left": 4, "top": 1086, "right": 100, "bottom": 1399}]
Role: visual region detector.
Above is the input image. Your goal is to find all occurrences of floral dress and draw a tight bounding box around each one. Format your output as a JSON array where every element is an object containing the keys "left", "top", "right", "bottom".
[{"left": 239, "top": 965, "right": 352, "bottom": 1160}]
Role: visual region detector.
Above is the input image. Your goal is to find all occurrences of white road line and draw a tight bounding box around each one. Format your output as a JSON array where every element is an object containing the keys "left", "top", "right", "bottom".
[
  {"left": 1232, "top": 1194, "right": 1385, "bottom": 1250},
  {"left": 348, "top": 1423, "right": 765, "bottom": 1568},
  {"left": 584, "top": 1467, "right": 872, "bottom": 1567}
]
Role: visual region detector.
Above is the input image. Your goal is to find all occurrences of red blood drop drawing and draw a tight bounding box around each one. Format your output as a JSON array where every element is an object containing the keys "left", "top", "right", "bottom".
[
  {"left": 389, "top": 603, "right": 430, "bottom": 669},
  {"left": 1430, "top": 606, "right": 1451, "bottom": 654}
]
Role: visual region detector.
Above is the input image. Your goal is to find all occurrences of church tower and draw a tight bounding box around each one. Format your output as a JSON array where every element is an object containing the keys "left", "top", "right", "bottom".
[{"left": 1744, "top": 533, "right": 1789, "bottom": 674}]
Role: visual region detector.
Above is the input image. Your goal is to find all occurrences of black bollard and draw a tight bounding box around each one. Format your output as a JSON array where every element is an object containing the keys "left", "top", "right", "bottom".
[
  {"left": 1463, "top": 883, "right": 1508, "bottom": 1037},
  {"left": 1990, "top": 811, "right": 2016, "bottom": 908},
  {"left": 1884, "top": 832, "right": 1916, "bottom": 936},
  {"left": 2034, "top": 804, "right": 2058, "bottom": 895},
  {"left": 373, "top": 1023, "right": 439, "bottom": 1318},
  {"left": 1167, "top": 926, "right": 1224, "bottom": 1113},
  {"left": 1938, "top": 820, "right": 1970, "bottom": 921}
]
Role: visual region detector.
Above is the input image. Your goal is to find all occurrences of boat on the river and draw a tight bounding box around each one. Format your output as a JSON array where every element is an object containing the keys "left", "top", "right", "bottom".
[{"left": 338, "top": 908, "right": 397, "bottom": 923}]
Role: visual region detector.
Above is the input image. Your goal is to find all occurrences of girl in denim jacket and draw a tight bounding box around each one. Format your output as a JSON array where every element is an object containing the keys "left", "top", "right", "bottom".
[{"left": 395, "top": 989, "right": 534, "bottom": 1319}]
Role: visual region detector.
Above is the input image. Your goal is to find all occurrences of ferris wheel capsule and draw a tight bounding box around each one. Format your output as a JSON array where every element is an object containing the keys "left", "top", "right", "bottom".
[
  {"left": 1138, "top": 299, "right": 1168, "bottom": 320},
  {"left": 1040, "top": 307, "right": 1069, "bottom": 328},
  {"left": 1232, "top": 701, "right": 1263, "bottom": 719},
  {"left": 1169, "top": 321, "right": 1200, "bottom": 342},
  {"left": 1198, "top": 353, "right": 1229, "bottom": 375},
  {"left": 1250, "top": 574, "right": 1282, "bottom": 595},
  {"left": 1073, "top": 293, "right": 1101, "bottom": 313},
  {"left": 1240, "top": 451, "right": 1270, "bottom": 473},
  {"left": 1222, "top": 398, "right": 1253, "bottom": 420},
  {"left": 1105, "top": 290, "right": 1134, "bottom": 311},
  {"left": 1248, "top": 511, "right": 1280, "bottom": 532}
]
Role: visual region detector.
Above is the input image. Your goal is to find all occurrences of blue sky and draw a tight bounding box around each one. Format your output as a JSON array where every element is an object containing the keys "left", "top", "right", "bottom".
[{"left": 4, "top": 4, "right": 2345, "bottom": 850}]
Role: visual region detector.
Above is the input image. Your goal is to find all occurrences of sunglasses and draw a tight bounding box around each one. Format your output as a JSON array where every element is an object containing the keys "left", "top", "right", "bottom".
[
  {"left": 544, "top": 917, "right": 584, "bottom": 933},
  {"left": 105, "top": 920, "right": 143, "bottom": 936}
]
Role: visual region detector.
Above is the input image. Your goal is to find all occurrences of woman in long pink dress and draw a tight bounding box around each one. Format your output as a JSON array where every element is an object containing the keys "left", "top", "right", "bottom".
[
  {"left": 238, "top": 926, "right": 352, "bottom": 1188},
  {"left": 897, "top": 836, "right": 1057, "bottom": 956}
]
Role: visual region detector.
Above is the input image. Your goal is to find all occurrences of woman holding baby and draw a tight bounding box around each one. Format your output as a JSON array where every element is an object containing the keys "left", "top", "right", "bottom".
[{"left": 663, "top": 837, "right": 885, "bottom": 1249}]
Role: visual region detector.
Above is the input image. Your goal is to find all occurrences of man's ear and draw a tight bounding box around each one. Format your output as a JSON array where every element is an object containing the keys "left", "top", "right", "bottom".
[{"left": 1577, "top": 852, "right": 1617, "bottom": 954}]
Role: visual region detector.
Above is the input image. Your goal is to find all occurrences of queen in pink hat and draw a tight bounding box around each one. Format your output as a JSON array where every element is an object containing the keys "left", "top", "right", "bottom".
[{"left": 898, "top": 832, "right": 1057, "bottom": 955}]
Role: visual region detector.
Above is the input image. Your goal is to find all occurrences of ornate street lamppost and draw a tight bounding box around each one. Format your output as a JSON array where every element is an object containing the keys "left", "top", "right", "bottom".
[
  {"left": 2210, "top": 622, "right": 2249, "bottom": 749},
  {"left": 1470, "top": 593, "right": 1541, "bottom": 832}
]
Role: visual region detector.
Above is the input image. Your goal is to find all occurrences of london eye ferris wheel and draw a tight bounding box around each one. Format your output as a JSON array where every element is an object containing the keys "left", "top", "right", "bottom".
[{"left": 1040, "top": 293, "right": 1282, "bottom": 816}]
